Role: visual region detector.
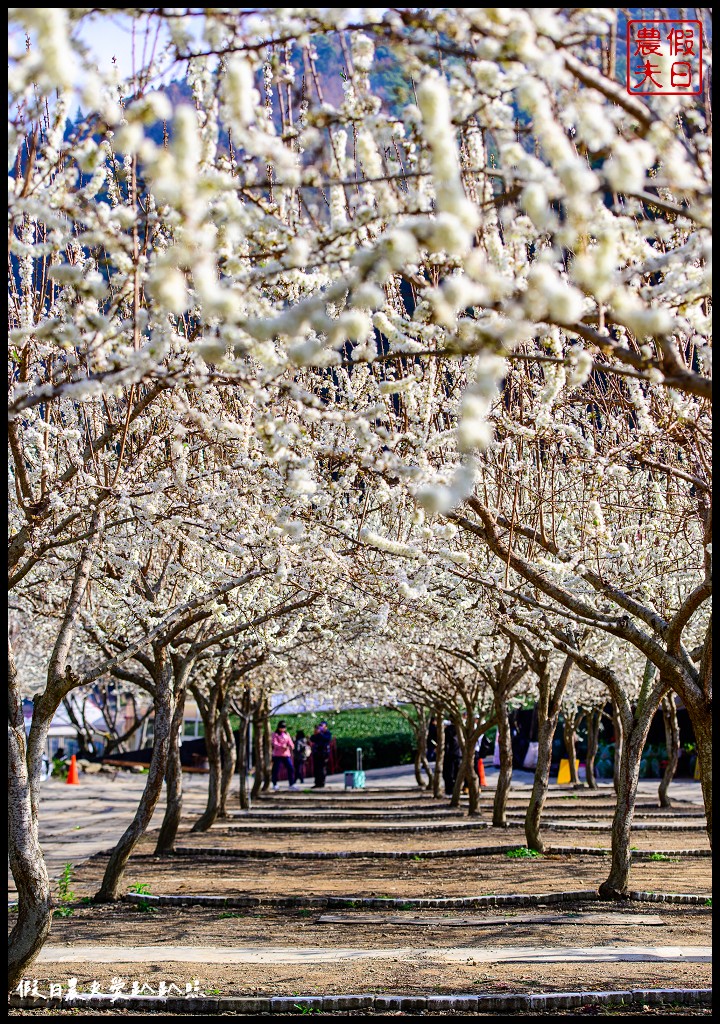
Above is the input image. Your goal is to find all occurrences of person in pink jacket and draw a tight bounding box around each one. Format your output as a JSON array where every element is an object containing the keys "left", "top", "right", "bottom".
[{"left": 271, "top": 721, "right": 296, "bottom": 790}]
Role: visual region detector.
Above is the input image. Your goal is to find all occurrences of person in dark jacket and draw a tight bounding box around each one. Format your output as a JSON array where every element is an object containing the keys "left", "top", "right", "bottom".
[
  {"left": 427, "top": 716, "right": 438, "bottom": 762},
  {"left": 442, "top": 721, "right": 462, "bottom": 795},
  {"left": 311, "top": 721, "right": 332, "bottom": 788},
  {"left": 294, "top": 729, "right": 311, "bottom": 785}
]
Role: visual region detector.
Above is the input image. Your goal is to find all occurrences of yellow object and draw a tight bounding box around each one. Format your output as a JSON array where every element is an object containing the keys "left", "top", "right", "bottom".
[
  {"left": 556, "top": 758, "right": 580, "bottom": 785},
  {"left": 694, "top": 758, "right": 701, "bottom": 781}
]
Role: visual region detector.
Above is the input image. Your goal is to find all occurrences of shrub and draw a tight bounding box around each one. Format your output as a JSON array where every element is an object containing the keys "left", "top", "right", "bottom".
[
  {"left": 268, "top": 706, "right": 416, "bottom": 770},
  {"left": 335, "top": 733, "right": 413, "bottom": 771}
]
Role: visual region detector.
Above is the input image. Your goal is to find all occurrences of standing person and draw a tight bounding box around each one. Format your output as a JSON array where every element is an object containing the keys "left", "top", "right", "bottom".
[
  {"left": 311, "top": 721, "right": 332, "bottom": 789},
  {"left": 442, "top": 721, "right": 462, "bottom": 795},
  {"left": 474, "top": 731, "right": 484, "bottom": 782},
  {"left": 294, "top": 729, "right": 311, "bottom": 785},
  {"left": 427, "top": 716, "right": 437, "bottom": 763},
  {"left": 271, "top": 721, "right": 296, "bottom": 790}
]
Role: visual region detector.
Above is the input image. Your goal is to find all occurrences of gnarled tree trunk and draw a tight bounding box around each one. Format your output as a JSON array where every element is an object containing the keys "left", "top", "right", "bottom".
[
  {"left": 250, "top": 707, "right": 263, "bottom": 799},
  {"left": 692, "top": 711, "right": 712, "bottom": 849},
  {"left": 600, "top": 663, "right": 668, "bottom": 899},
  {"left": 261, "top": 711, "right": 272, "bottom": 791},
  {"left": 408, "top": 706, "right": 431, "bottom": 789},
  {"left": 10, "top": 519, "right": 102, "bottom": 984},
  {"left": 682, "top": 685, "right": 712, "bottom": 850},
  {"left": 599, "top": 718, "right": 651, "bottom": 898},
  {"left": 192, "top": 713, "right": 221, "bottom": 832},
  {"left": 236, "top": 718, "right": 251, "bottom": 811},
  {"left": 8, "top": 650, "right": 52, "bottom": 991},
  {"left": 95, "top": 651, "right": 174, "bottom": 901},
  {"left": 493, "top": 701, "right": 513, "bottom": 827},
  {"left": 525, "top": 714, "right": 557, "bottom": 853},
  {"left": 464, "top": 744, "right": 481, "bottom": 816},
  {"left": 220, "top": 713, "right": 238, "bottom": 815},
  {"left": 525, "top": 655, "right": 573, "bottom": 853},
  {"left": 154, "top": 683, "right": 186, "bottom": 855},
  {"left": 612, "top": 699, "right": 624, "bottom": 796}
]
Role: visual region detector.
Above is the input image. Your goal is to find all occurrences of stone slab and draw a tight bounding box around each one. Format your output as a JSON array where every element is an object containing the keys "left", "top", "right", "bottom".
[
  {"left": 37, "top": 943, "right": 711, "bottom": 966},
  {"left": 317, "top": 912, "right": 666, "bottom": 927}
]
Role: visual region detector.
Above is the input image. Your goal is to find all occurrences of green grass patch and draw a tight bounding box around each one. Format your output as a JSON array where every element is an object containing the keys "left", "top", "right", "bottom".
[
  {"left": 647, "top": 852, "right": 679, "bottom": 862},
  {"left": 128, "top": 883, "right": 155, "bottom": 913},
  {"left": 53, "top": 862, "right": 76, "bottom": 918},
  {"left": 505, "top": 847, "right": 543, "bottom": 859}
]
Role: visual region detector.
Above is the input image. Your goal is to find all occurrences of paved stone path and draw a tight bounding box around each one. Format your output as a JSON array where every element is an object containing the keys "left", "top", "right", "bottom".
[
  {"left": 317, "top": 912, "right": 667, "bottom": 926},
  {"left": 37, "top": 944, "right": 711, "bottom": 965}
]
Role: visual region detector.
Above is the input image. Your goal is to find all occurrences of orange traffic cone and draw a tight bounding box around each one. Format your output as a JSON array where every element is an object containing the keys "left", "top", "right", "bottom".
[
  {"left": 66, "top": 754, "right": 79, "bottom": 785},
  {"left": 477, "top": 757, "right": 486, "bottom": 786}
]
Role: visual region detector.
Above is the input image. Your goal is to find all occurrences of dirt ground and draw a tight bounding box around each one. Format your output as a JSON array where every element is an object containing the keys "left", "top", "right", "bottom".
[
  {"left": 63, "top": 845, "right": 711, "bottom": 900},
  {"left": 10, "top": 786, "right": 712, "bottom": 1014},
  {"left": 32, "top": 900, "right": 712, "bottom": 951},
  {"left": 163, "top": 825, "right": 710, "bottom": 855},
  {"left": 11, "top": 953, "right": 713, "bottom": 1003}
]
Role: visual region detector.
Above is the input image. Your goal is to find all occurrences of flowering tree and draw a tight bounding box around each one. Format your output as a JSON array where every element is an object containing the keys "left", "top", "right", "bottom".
[{"left": 8, "top": 4, "right": 711, "bottom": 988}]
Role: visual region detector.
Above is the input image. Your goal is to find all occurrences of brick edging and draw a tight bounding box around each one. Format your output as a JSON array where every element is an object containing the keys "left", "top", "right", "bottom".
[
  {"left": 8, "top": 987, "right": 713, "bottom": 1014},
  {"left": 550, "top": 846, "right": 711, "bottom": 859},
  {"left": 170, "top": 844, "right": 711, "bottom": 861},
  {"left": 124, "top": 889, "right": 709, "bottom": 910},
  {"left": 172, "top": 843, "right": 516, "bottom": 860}
]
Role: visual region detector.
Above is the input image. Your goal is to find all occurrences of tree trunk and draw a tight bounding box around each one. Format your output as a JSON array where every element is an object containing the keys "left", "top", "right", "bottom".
[
  {"left": 261, "top": 713, "right": 272, "bottom": 791},
  {"left": 154, "top": 684, "right": 186, "bottom": 855},
  {"left": 493, "top": 701, "right": 513, "bottom": 827},
  {"left": 237, "top": 719, "right": 251, "bottom": 811},
  {"left": 525, "top": 713, "right": 558, "bottom": 853},
  {"left": 219, "top": 714, "right": 237, "bottom": 816},
  {"left": 599, "top": 718, "right": 649, "bottom": 898},
  {"left": 449, "top": 726, "right": 467, "bottom": 809},
  {"left": 465, "top": 747, "right": 481, "bottom": 816},
  {"left": 413, "top": 712, "right": 431, "bottom": 789},
  {"left": 413, "top": 736, "right": 424, "bottom": 788},
  {"left": 612, "top": 699, "right": 624, "bottom": 795},
  {"left": 95, "top": 654, "right": 173, "bottom": 901},
  {"left": 251, "top": 708, "right": 263, "bottom": 799},
  {"left": 585, "top": 707, "right": 601, "bottom": 790},
  {"left": 8, "top": 652, "right": 53, "bottom": 991},
  {"left": 10, "top": 524, "right": 101, "bottom": 981},
  {"left": 432, "top": 708, "right": 445, "bottom": 799},
  {"left": 658, "top": 694, "right": 680, "bottom": 808},
  {"left": 682, "top": 690, "right": 712, "bottom": 849},
  {"left": 192, "top": 717, "right": 221, "bottom": 832}
]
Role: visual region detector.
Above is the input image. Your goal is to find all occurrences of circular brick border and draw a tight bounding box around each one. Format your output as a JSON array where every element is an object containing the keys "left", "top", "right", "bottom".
[{"left": 8, "top": 986, "right": 712, "bottom": 1014}]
